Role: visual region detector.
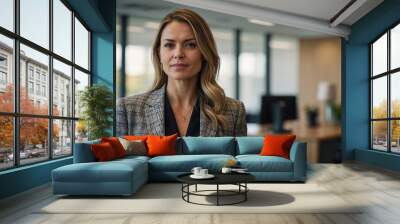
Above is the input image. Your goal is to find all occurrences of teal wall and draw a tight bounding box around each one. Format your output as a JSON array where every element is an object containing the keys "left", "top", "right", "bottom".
[
  {"left": 0, "top": 0, "right": 115, "bottom": 200},
  {"left": 343, "top": 0, "right": 400, "bottom": 171}
]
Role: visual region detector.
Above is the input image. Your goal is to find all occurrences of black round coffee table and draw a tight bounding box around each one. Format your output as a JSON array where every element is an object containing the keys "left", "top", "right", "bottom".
[{"left": 177, "top": 172, "right": 255, "bottom": 206}]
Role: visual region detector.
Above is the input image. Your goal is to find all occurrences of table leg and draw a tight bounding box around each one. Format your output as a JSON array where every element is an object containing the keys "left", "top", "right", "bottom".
[{"left": 217, "top": 184, "right": 219, "bottom": 206}]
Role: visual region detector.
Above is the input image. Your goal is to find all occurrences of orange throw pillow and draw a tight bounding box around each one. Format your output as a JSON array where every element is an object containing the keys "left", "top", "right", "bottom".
[
  {"left": 101, "top": 137, "right": 127, "bottom": 158},
  {"left": 91, "top": 142, "right": 117, "bottom": 161},
  {"left": 260, "top": 134, "right": 296, "bottom": 159},
  {"left": 124, "top": 135, "right": 148, "bottom": 141},
  {"left": 146, "top": 134, "right": 178, "bottom": 157}
]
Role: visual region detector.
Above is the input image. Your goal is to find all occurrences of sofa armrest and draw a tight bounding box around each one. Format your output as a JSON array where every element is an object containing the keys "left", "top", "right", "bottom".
[
  {"left": 289, "top": 141, "right": 307, "bottom": 181},
  {"left": 73, "top": 140, "right": 100, "bottom": 163}
]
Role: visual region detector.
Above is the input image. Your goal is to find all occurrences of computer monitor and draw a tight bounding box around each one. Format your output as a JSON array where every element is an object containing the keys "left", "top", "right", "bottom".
[{"left": 260, "top": 95, "right": 298, "bottom": 133}]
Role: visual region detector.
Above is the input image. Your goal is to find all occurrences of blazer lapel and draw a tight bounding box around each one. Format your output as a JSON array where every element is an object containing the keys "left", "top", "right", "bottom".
[
  {"left": 144, "top": 86, "right": 165, "bottom": 135},
  {"left": 199, "top": 97, "right": 218, "bottom": 136}
]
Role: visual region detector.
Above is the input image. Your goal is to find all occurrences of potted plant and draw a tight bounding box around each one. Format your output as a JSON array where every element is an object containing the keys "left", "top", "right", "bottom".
[{"left": 79, "top": 84, "right": 113, "bottom": 140}]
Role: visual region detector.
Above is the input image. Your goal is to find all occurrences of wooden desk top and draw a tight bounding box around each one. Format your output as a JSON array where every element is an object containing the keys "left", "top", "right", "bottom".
[{"left": 248, "top": 123, "right": 341, "bottom": 141}]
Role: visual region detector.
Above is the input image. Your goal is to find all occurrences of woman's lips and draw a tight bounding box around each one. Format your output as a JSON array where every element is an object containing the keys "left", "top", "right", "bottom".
[{"left": 170, "top": 64, "right": 188, "bottom": 70}]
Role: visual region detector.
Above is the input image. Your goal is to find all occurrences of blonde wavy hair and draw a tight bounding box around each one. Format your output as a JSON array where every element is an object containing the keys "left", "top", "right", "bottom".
[{"left": 151, "top": 8, "right": 228, "bottom": 131}]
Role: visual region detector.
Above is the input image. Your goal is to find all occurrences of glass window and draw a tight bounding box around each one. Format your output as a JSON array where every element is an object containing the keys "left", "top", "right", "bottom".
[
  {"left": 372, "top": 121, "right": 388, "bottom": 151},
  {"left": 19, "top": 117, "right": 49, "bottom": 165},
  {"left": 75, "top": 120, "right": 88, "bottom": 143},
  {"left": 0, "top": 0, "right": 14, "bottom": 31},
  {"left": 75, "top": 17, "right": 89, "bottom": 70},
  {"left": 0, "top": 35, "right": 14, "bottom": 113},
  {"left": 74, "top": 69, "right": 89, "bottom": 118},
  {"left": 391, "top": 72, "right": 400, "bottom": 118},
  {"left": 53, "top": 59, "right": 72, "bottom": 116},
  {"left": 53, "top": 119, "right": 72, "bottom": 158},
  {"left": 371, "top": 25, "right": 400, "bottom": 154},
  {"left": 20, "top": 0, "right": 49, "bottom": 49},
  {"left": 270, "top": 35, "right": 299, "bottom": 95},
  {"left": 372, "top": 34, "right": 387, "bottom": 76},
  {"left": 124, "top": 18, "right": 156, "bottom": 96},
  {"left": 391, "top": 24, "right": 400, "bottom": 70},
  {"left": 213, "top": 28, "right": 235, "bottom": 98},
  {"left": 28, "top": 81, "right": 34, "bottom": 93},
  {"left": 391, "top": 120, "right": 400, "bottom": 153},
  {"left": 20, "top": 44, "right": 49, "bottom": 115},
  {"left": 53, "top": 0, "right": 72, "bottom": 60},
  {"left": 239, "top": 32, "right": 265, "bottom": 114},
  {"left": 372, "top": 77, "right": 387, "bottom": 119},
  {"left": 0, "top": 116, "right": 13, "bottom": 170}
]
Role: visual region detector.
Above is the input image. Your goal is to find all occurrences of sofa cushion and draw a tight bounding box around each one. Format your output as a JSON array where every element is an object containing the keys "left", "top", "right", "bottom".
[
  {"left": 101, "top": 137, "right": 127, "bottom": 158},
  {"left": 147, "top": 134, "right": 178, "bottom": 157},
  {"left": 52, "top": 158, "right": 147, "bottom": 183},
  {"left": 91, "top": 142, "right": 118, "bottom": 161},
  {"left": 148, "top": 154, "right": 235, "bottom": 172},
  {"left": 236, "top": 155, "right": 293, "bottom": 172},
  {"left": 260, "top": 134, "right": 296, "bottom": 159},
  {"left": 236, "top": 137, "right": 264, "bottom": 155},
  {"left": 118, "top": 138, "right": 147, "bottom": 156},
  {"left": 178, "top": 137, "right": 235, "bottom": 155}
]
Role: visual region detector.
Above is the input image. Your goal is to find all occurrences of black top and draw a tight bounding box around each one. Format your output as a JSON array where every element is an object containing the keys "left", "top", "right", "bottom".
[
  {"left": 165, "top": 94, "right": 200, "bottom": 137},
  {"left": 177, "top": 173, "right": 255, "bottom": 185}
]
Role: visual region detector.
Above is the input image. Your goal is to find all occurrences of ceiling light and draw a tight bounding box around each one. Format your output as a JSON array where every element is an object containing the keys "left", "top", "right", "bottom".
[{"left": 248, "top": 19, "right": 274, "bottom": 27}]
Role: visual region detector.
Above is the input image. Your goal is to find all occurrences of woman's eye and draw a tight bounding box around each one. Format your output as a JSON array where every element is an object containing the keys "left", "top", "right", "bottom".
[
  {"left": 164, "top": 43, "right": 174, "bottom": 48},
  {"left": 185, "top": 43, "right": 197, "bottom": 48}
]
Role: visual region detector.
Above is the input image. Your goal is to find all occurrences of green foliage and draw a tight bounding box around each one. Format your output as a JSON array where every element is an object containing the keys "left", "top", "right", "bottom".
[{"left": 79, "top": 84, "right": 113, "bottom": 140}]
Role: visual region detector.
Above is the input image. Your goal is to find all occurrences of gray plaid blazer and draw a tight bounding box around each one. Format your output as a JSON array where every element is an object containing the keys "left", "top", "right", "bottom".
[{"left": 116, "top": 85, "right": 247, "bottom": 136}]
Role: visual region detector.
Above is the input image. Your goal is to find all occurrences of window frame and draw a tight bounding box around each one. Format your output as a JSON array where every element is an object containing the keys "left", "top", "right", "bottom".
[
  {"left": 370, "top": 20, "right": 400, "bottom": 154},
  {"left": 0, "top": 0, "right": 92, "bottom": 171}
]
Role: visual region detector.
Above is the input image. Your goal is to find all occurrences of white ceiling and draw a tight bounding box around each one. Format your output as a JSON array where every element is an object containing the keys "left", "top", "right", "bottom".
[{"left": 117, "top": 0, "right": 383, "bottom": 38}]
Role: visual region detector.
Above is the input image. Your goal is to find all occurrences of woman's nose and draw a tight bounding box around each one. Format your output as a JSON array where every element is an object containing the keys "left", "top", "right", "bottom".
[{"left": 173, "top": 46, "right": 184, "bottom": 59}]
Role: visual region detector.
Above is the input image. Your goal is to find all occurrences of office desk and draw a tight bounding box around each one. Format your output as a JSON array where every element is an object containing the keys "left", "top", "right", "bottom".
[{"left": 248, "top": 123, "right": 341, "bottom": 163}]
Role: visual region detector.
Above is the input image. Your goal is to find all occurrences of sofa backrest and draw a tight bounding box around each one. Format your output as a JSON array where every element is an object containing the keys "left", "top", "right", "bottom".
[
  {"left": 235, "top": 136, "right": 264, "bottom": 155},
  {"left": 73, "top": 139, "right": 100, "bottom": 163},
  {"left": 177, "top": 137, "right": 236, "bottom": 155}
]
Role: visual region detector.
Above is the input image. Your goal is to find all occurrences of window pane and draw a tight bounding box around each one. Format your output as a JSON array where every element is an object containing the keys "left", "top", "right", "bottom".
[
  {"left": 372, "top": 121, "right": 387, "bottom": 151},
  {"left": 53, "top": 119, "right": 72, "bottom": 158},
  {"left": 0, "top": 0, "right": 14, "bottom": 31},
  {"left": 0, "top": 35, "right": 14, "bottom": 113},
  {"left": 20, "top": 44, "right": 49, "bottom": 115},
  {"left": 391, "top": 72, "right": 400, "bottom": 118},
  {"left": 270, "top": 35, "right": 299, "bottom": 95},
  {"left": 391, "top": 120, "right": 400, "bottom": 153},
  {"left": 125, "top": 18, "right": 156, "bottom": 96},
  {"left": 213, "top": 28, "right": 235, "bottom": 98},
  {"left": 372, "top": 77, "right": 387, "bottom": 119},
  {"left": 20, "top": 0, "right": 49, "bottom": 49},
  {"left": 75, "top": 120, "right": 88, "bottom": 143},
  {"left": 20, "top": 117, "right": 49, "bottom": 165},
  {"left": 372, "top": 33, "right": 387, "bottom": 76},
  {"left": 53, "top": 0, "right": 72, "bottom": 60},
  {"left": 0, "top": 116, "right": 13, "bottom": 170},
  {"left": 239, "top": 32, "right": 265, "bottom": 114},
  {"left": 75, "top": 17, "right": 89, "bottom": 70},
  {"left": 74, "top": 69, "right": 89, "bottom": 118},
  {"left": 53, "top": 59, "right": 72, "bottom": 117},
  {"left": 391, "top": 24, "right": 400, "bottom": 70}
]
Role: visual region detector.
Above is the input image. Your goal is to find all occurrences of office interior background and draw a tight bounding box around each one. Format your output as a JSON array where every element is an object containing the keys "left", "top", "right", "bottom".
[{"left": 0, "top": 0, "right": 400, "bottom": 198}]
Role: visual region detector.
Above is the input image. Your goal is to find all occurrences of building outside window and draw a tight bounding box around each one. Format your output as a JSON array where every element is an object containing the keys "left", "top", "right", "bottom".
[
  {"left": 0, "top": 0, "right": 91, "bottom": 170},
  {"left": 370, "top": 23, "right": 400, "bottom": 154}
]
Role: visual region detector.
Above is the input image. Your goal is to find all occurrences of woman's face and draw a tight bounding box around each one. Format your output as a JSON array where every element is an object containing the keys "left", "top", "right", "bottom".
[{"left": 159, "top": 21, "right": 203, "bottom": 81}]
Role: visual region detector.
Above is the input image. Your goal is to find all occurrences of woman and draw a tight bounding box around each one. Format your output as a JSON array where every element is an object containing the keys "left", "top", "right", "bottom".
[{"left": 117, "top": 9, "right": 247, "bottom": 137}]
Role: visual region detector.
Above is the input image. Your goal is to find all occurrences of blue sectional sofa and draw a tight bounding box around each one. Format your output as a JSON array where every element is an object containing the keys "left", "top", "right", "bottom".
[{"left": 52, "top": 137, "right": 307, "bottom": 196}]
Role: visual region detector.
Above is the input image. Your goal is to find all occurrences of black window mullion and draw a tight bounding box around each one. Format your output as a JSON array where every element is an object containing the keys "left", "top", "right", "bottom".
[
  {"left": 71, "top": 10, "right": 76, "bottom": 154},
  {"left": 49, "top": 0, "right": 53, "bottom": 160},
  {"left": 387, "top": 30, "right": 391, "bottom": 152},
  {"left": 370, "top": 45, "right": 373, "bottom": 149},
  {"left": 13, "top": 0, "right": 20, "bottom": 167}
]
